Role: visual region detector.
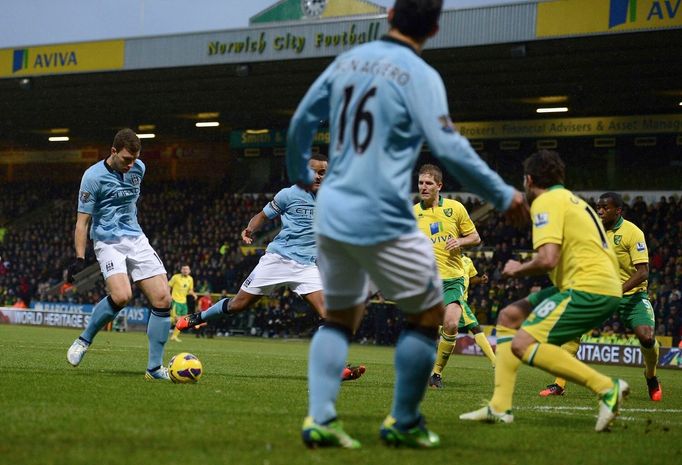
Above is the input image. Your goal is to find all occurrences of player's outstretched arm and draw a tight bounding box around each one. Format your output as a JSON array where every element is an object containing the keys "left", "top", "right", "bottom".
[
  {"left": 241, "top": 211, "right": 269, "bottom": 244},
  {"left": 407, "top": 68, "right": 528, "bottom": 226}
]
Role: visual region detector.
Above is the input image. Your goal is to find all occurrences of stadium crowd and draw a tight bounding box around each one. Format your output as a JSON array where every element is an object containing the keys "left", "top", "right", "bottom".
[{"left": 1, "top": 181, "right": 680, "bottom": 345}]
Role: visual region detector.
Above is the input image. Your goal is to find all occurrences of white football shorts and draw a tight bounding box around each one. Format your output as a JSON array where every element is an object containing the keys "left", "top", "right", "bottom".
[
  {"left": 241, "top": 252, "right": 322, "bottom": 296},
  {"left": 94, "top": 234, "right": 167, "bottom": 282},
  {"left": 316, "top": 231, "right": 442, "bottom": 313}
]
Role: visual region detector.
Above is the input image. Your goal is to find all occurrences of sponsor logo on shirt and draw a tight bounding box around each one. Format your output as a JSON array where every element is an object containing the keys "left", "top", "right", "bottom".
[
  {"left": 636, "top": 241, "right": 646, "bottom": 252},
  {"left": 429, "top": 222, "right": 442, "bottom": 235},
  {"left": 533, "top": 213, "right": 549, "bottom": 227}
]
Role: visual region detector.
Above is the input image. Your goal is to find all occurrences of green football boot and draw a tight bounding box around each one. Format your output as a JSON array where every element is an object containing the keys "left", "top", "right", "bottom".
[
  {"left": 380, "top": 415, "right": 440, "bottom": 449},
  {"left": 301, "top": 416, "right": 361, "bottom": 449}
]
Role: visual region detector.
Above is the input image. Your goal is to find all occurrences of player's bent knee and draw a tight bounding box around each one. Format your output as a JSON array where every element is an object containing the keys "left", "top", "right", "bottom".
[
  {"left": 109, "top": 293, "right": 131, "bottom": 309},
  {"left": 497, "top": 303, "right": 528, "bottom": 328}
]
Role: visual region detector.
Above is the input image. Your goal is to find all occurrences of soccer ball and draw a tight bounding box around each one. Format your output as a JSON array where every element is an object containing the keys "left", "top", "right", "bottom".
[{"left": 168, "top": 352, "right": 203, "bottom": 384}]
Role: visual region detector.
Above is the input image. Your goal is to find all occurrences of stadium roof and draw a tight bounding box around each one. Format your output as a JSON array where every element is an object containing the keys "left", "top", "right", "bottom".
[{"left": 0, "top": 3, "right": 680, "bottom": 148}]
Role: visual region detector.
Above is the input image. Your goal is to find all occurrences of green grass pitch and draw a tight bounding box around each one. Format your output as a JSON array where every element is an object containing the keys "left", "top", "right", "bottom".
[{"left": 1, "top": 325, "right": 680, "bottom": 465}]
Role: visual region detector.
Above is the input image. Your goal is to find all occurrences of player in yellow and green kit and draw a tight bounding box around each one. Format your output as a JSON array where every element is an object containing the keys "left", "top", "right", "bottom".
[
  {"left": 539, "top": 192, "right": 662, "bottom": 400},
  {"left": 414, "top": 164, "right": 481, "bottom": 389},
  {"left": 460, "top": 150, "right": 629, "bottom": 432},
  {"left": 460, "top": 255, "right": 496, "bottom": 367},
  {"left": 169, "top": 265, "right": 196, "bottom": 342}
]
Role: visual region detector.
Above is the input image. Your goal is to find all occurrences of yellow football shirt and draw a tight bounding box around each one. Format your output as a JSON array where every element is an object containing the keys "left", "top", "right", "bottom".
[
  {"left": 606, "top": 217, "right": 648, "bottom": 295},
  {"left": 169, "top": 274, "right": 194, "bottom": 303},
  {"left": 462, "top": 255, "right": 478, "bottom": 301},
  {"left": 414, "top": 197, "right": 476, "bottom": 279},
  {"left": 531, "top": 186, "right": 620, "bottom": 297}
]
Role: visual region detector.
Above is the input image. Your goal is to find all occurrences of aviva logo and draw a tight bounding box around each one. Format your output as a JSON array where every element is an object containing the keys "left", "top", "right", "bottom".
[
  {"left": 12, "top": 48, "right": 77, "bottom": 73},
  {"left": 610, "top": 0, "right": 682, "bottom": 28},
  {"left": 429, "top": 222, "right": 443, "bottom": 235},
  {"left": 609, "top": 0, "right": 637, "bottom": 27},
  {"left": 12, "top": 49, "right": 28, "bottom": 73}
]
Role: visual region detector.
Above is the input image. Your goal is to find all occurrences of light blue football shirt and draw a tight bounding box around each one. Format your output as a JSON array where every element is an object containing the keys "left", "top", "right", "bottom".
[
  {"left": 262, "top": 185, "right": 317, "bottom": 265},
  {"left": 286, "top": 36, "right": 515, "bottom": 245},
  {"left": 77, "top": 159, "right": 145, "bottom": 242}
]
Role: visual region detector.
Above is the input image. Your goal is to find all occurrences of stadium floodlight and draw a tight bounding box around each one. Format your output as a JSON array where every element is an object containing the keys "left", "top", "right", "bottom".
[
  {"left": 536, "top": 107, "right": 568, "bottom": 113},
  {"left": 679, "top": 101, "right": 682, "bottom": 106},
  {"left": 48, "top": 136, "right": 69, "bottom": 142},
  {"left": 137, "top": 133, "right": 156, "bottom": 139},
  {"left": 196, "top": 122, "right": 220, "bottom": 128}
]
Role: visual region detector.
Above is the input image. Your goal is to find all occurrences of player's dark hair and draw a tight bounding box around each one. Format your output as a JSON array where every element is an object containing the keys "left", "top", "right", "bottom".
[
  {"left": 599, "top": 192, "right": 624, "bottom": 209},
  {"left": 311, "top": 153, "right": 328, "bottom": 162},
  {"left": 418, "top": 164, "right": 443, "bottom": 183},
  {"left": 390, "top": 0, "right": 443, "bottom": 40},
  {"left": 523, "top": 150, "right": 565, "bottom": 188},
  {"left": 113, "top": 128, "right": 141, "bottom": 154}
]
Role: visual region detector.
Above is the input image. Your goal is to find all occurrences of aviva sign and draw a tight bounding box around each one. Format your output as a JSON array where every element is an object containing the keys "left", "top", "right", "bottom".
[
  {"left": 537, "top": 0, "right": 682, "bottom": 37},
  {"left": 0, "top": 40, "right": 124, "bottom": 78}
]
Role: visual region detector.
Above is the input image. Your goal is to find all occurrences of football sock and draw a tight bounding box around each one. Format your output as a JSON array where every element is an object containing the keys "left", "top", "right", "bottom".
[
  {"left": 391, "top": 326, "right": 437, "bottom": 429},
  {"left": 308, "top": 323, "right": 350, "bottom": 425},
  {"left": 171, "top": 326, "right": 181, "bottom": 340},
  {"left": 489, "top": 325, "right": 520, "bottom": 413},
  {"left": 523, "top": 342, "right": 612, "bottom": 394},
  {"left": 147, "top": 307, "right": 171, "bottom": 371},
  {"left": 474, "top": 332, "right": 496, "bottom": 366},
  {"left": 432, "top": 326, "right": 456, "bottom": 375},
  {"left": 551, "top": 339, "right": 580, "bottom": 388},
  {"left": 80, "top": 296, "right": 122, "bottom": 344},
  {"left": 641, "top": 339, "right": 659, "bottom": 378},
  {"left": 201, "top": 298, "right": 230, "bottom": 321}
]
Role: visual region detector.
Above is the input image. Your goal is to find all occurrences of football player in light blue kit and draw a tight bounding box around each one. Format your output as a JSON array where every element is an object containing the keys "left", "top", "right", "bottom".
[
  {"left": 66, "top": 128, "right": 173, "bottom": 380},
  {"left": 287, "top": 0, "right": 528, "bottom": 449},
  {"left": 177, "top": 154, "right": 328, "bottom": 323},
  {"left": 176, "top": 153, "right": 366, "bottom": 381}
]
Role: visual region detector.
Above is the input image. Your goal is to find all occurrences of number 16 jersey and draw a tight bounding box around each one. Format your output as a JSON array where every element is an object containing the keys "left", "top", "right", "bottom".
[
  {"left": 286, "top": 36, "right": 514, "bottom": 246},
  {"left": 531, "top": 185, "right": 621, "bottom": 297}
]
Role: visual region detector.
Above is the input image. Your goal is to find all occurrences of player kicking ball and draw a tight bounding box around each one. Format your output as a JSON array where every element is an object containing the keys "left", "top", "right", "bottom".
[
  {"left": 66, "top": 129, "right": 173, "bottom": 380},
  {"left": 175, "top": 154, "right": 365, "bottom": 382}
]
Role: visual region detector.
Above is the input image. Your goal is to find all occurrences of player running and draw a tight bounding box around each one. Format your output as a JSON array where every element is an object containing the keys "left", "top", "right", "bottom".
[
  {"left": 539, "top": 192, "right": 661, "bottom": 400},
  {"left": 413, "top": 164, "right": 483, "bottom": 388},
  {"left": 460, "top": 150, "right": 628, "bottom": 432}
]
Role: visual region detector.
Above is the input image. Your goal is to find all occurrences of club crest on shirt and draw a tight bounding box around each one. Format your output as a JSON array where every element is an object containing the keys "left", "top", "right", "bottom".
[
  {"left": 636, "top": 241, "right": 646, "bottom": 252},
  {"left": 443, "top": 208, "right": 453, "bottom": 217},
  {"left": 533, "top": 212, "right": 548, "bottom": 227},
  {"left": 129, "top": 174, "right": 141, "bottom": 186},
  {"left": 614, "top": 235, "right": 622, "bottom": 245},
  {"left": 80, "top": 191, "right": 91, "bottom": 203}
]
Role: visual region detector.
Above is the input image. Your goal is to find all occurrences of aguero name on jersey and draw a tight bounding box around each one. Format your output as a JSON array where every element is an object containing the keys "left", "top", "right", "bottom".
[
  {"left": 414, "top": 197, "right": 476, "bottom": 279},
  {"left": 77, "top": 159, "right": 145, "bottom": 242},
  {"left": 286, "top": 36, "right": 514, "bottom": 246},
  {"left": 262, "top": 185, "right": 317, "bottom": 265},
  {"left": 169, "top": 274, "right": 194, "bottom": 304},
  {"left": 531, "top": 186, "right": 621, "bottom": 297},
  {"left": 606, "top": 216, "right": 649, "bottom": 295}
]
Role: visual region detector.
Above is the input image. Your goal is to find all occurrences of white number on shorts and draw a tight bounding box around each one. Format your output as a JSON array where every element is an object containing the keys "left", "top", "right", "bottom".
[{"left": 535, "top": 300, "right": 557, "bottom": 318}]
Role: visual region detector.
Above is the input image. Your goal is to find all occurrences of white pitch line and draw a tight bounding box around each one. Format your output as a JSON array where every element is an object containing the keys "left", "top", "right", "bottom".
[{"left": 520, "top": 405, "right": 682, "bottom": 414}]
